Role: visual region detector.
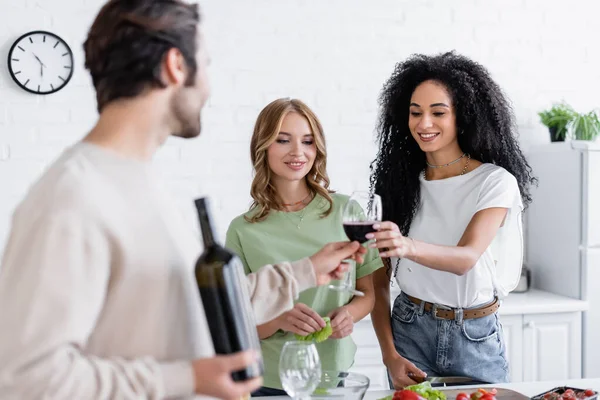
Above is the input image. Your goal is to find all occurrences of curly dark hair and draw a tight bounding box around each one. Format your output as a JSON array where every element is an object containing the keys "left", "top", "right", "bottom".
[{"left": 370, "top": 51, "right": 537, "bottom": 252}]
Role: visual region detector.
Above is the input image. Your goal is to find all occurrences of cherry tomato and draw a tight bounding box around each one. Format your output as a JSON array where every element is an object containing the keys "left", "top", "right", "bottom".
[
  {"left": 584, "top": 389, "right": 595, "bottom": 397},
  {"left": 393, "top": 390, "right": 425, "bottom": 400},
  {"left": 456, "top": 393, "right": 469, "bottom": 400}
]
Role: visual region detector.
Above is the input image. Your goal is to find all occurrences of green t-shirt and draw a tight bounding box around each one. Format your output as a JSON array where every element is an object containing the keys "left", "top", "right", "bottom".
[{"left": 225, "top": 193, "right": 383, "bottom": 389}]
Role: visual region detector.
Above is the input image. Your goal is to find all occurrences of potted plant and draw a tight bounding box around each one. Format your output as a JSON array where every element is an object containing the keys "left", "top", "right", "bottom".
[
  {"left": 569, "top": 110, "right": 600, "bottom": 141},
  {"left": 538, "top": 102, "right": 576, "bottom": 142}
]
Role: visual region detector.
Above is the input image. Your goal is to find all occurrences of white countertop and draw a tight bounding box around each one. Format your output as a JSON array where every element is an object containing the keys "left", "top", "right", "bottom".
[
  {"left": 361, "top": 289, "right": 588, "bottom": 322},
  {"left": 498, "top": 288, "right": 588, "bottom": 315},
  {"left": 256, "top": 378, "right": 600, "bottom": 399}
]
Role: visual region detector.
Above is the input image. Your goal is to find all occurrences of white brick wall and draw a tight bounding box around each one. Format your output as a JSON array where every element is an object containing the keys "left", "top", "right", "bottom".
[{"left": 0, "top": 0, "right": 599, "bottom": 254}]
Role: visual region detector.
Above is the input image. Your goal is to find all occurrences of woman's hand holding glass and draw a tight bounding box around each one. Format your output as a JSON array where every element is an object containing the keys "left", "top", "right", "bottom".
[
  {"left": 366, "top": 221, "right": 417, "bottom": 259},
  {"left": 328, "top": 191, "right": 382, "bottom": 296}
]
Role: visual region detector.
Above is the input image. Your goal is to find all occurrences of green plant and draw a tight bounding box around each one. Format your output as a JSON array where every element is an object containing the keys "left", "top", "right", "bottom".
[
  {"left": 538, "top": 102, "right": 577, "bottom": 140},
  {"left": 570, "top": 110, "right": 600, "bottom": 141}
]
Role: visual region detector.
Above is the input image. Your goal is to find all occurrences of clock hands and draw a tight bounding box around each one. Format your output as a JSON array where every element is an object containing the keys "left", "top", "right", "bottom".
[
  {"left": 33, "top": 54, "right": 47, "bottom": 67},
  {"left": 33, "top": 53, "right": 47, "bottom": 77}
]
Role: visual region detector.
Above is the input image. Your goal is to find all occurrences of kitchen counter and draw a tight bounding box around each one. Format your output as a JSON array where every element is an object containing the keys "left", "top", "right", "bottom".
[
  {"left": 498, "top": 289, "right": 588, "bottom": 315},
  {"left": 360, "top": 288, "right": 588, "bottom": 321},
  {"left": 361, "top": 378, "right": 600, "bottom": 399},
  {"left": 255, "top": 378, "right": 600, "bottom": 399}
]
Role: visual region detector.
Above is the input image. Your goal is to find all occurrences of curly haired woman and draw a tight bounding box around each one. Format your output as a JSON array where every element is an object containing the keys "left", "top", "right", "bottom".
[
  {"left": 226, "top": 98, "right": 383, "bottom": 396},
  {"left": 367, "top": 52, "right": 537, "bottom": 388}
]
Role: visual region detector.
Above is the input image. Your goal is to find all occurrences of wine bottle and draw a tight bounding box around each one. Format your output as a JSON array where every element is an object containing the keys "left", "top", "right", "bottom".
[{"left": 194, "top": 197, "right": 263, "bottom": 381}]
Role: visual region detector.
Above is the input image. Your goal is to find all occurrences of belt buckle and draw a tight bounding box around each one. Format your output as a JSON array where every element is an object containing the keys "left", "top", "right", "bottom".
[{"left": 432, "top": 302, "right": 452, "bottom": 319}]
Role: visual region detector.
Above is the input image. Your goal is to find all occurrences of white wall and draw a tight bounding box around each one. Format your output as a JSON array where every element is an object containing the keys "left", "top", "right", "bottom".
[{"left": 0, "top": 0, "right": 599, "bottom": 252}]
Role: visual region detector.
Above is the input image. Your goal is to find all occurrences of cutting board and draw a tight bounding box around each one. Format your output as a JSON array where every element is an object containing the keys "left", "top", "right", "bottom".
[{"left": 440, "top": 388, "right": 529, "bottom": 399}]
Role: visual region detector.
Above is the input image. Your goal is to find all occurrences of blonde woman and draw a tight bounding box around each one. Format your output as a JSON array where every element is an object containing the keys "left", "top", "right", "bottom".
[{"left": 226, "top": 98, "right": 383, "bottom": 396}]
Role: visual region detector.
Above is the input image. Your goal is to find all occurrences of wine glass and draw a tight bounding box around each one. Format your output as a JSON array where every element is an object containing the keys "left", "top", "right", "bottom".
[
  {"left": 279, "top": 341, "right": 322, "bottom": 400},
  {"left": 328, "top": 191, "right": 382, "bottom": 297}
]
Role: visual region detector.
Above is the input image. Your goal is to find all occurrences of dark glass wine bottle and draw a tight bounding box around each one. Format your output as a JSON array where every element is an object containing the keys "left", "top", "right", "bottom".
[{"left": 194, "top": 197, "right": 263, "bottom": 381}]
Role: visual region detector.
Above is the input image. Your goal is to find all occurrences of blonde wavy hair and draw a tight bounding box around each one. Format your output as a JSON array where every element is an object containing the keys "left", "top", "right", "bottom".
[{"left": 246, "top": 98, "right": 333, "bottom": 223}]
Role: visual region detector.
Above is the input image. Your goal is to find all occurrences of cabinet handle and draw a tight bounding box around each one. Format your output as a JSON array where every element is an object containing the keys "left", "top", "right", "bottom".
[{"left": 525, "top": 321, "right": 535, "bottom": 329}]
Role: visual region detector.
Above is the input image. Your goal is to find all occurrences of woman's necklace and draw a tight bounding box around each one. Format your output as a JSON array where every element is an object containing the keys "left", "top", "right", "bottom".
[
  {"left": 284, "top": 207, "right": 308, "bottom": 229},
  {"left": 424, "top": 154, "right": 471, "bottom": 181},
  {"left": 281, "top": 193, "right": 313, "bottom": 229},
  {"left": 282, "top": 192, "right": 312, "bottom": 207},
  {"left": 426, "top": 152, "right": 467, "bottom": 168}
]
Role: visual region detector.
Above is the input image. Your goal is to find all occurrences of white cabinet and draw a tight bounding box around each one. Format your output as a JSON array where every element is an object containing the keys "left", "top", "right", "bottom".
[
  {"left": 526, "top": 142, "right": 600, "bottom": 378},
  {"left": 501, "top": 312, "right": 582, "bottom": 383},
  {"left": 523, "top": 313, "right": 582, "bottom": 381}
]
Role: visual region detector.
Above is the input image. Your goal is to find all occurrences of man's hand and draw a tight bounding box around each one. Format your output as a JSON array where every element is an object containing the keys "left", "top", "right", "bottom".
[
  {"left": 279, "top": 303, "right": 326, "bottom": 336},
  {"left": 192, "top": 351, "right": 262, "bottom": 399},
  {"left": 309, "top": 241, "right": 367, "bottom": 286},
  {"left": 327, "top": 306, "right": 354, "bottom": 339}
]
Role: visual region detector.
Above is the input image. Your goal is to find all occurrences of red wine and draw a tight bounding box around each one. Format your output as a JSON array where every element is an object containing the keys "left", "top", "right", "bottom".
[
  {"left": 343, "top": 221, "right": 377, "bottom": 243},
  {"left": 194, "top": 197, "right": 263, "bottom": 381}
]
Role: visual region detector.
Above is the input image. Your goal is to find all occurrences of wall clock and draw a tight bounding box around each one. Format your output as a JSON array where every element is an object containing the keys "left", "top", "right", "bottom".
[{"left": 7, "top": 30, "right": 74, "bottom": 95}]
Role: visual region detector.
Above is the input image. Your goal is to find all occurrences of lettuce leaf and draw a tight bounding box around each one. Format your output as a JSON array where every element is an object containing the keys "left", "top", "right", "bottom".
[
  {"left": 294, "top": 317, "right": 332, "bottom": 343},
  {"left": 404, "top": 382, "right": 447, "bottom": 400}
]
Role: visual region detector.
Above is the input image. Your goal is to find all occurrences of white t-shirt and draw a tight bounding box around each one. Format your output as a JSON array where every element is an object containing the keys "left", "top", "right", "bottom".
[{"left": 394, "top": 163, "right": 523, "bottom": 308}]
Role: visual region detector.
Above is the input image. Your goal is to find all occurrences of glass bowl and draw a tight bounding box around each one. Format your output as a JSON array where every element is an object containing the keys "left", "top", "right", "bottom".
[{"left": 310, "top": 371, "right": 370, "bottom": 399}]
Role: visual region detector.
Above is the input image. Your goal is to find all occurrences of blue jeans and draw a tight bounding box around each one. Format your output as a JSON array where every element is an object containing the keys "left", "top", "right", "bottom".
[{"left": 388, "top": 292, "right": 509, "bottom": 388}]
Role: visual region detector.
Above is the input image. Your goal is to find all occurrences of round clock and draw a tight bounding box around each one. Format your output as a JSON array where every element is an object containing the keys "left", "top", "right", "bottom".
[{"left": 7, "top": 30, "right": 74, "bottom": 95}]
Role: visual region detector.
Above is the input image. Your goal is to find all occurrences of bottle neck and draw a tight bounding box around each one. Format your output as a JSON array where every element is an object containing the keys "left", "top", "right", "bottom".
[{"left": 195, "top": 198, "right": 216, "bottom": 248}]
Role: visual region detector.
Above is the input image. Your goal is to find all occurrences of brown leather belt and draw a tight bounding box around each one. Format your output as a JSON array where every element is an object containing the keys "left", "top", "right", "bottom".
[{"left": 405, "top": 294, "right": 500, "bottom": 320}]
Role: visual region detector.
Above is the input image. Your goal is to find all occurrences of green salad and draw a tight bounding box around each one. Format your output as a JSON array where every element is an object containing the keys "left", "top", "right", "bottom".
[
  {"left": 377, "top": 382, "right": 447, "bottom": 400},
  {"left": 405, "top": 382, "right": 446, "bottom": 400}
]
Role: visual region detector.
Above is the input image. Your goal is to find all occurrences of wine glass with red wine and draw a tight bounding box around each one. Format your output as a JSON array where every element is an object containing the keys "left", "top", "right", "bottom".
[{"left": 328, "top": 191, "right": 382, "bottom": 297}]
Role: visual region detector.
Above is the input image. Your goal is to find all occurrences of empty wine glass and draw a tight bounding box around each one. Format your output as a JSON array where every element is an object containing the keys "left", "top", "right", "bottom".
[
  {"left": 328, "top": 191, "right": 382, "bottom": 297},
  {"left": 279, "top": 341, "right": 321, "bottom": 400}
]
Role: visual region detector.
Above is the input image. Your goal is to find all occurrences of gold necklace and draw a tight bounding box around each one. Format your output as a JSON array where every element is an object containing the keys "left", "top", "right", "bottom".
[
  {"left": 282, "top": 193, "right": 312, "bottom": 207},
  {"left": 283, "top": 207, "right": 308, "bottom": 229},
  {"left": 281, "top": 193, "right": 313, "bottom": 229},
  {"left": 424, "top": 154, "right": 471, "bottom": 181}
]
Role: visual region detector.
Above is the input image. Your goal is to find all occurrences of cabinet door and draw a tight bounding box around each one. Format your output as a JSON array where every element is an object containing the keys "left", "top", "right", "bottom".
[
  {"left": 523, "top": 312, "right": 582, "bottom": 382},
  {"left": 583, "top": 150, "right": 600, "bottom": 247},
  {"left": 350, "top": 319, "right": 389, "bottom": 390},
  {"left": 582, "top": 248, "right": 600, "bottom": 378},
  {"left": 499, "top": 315, "right": 523, "bottom": 382}
]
